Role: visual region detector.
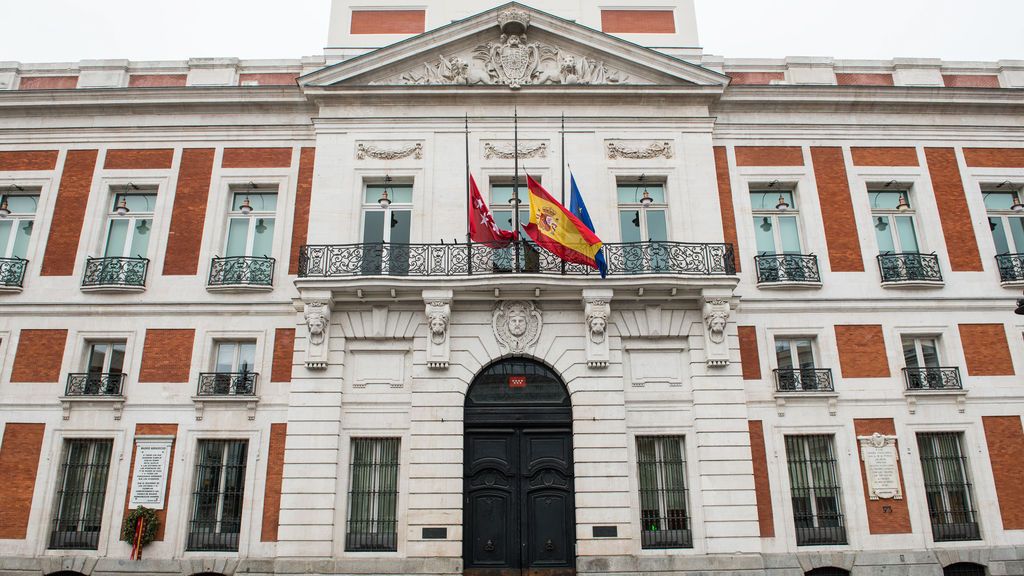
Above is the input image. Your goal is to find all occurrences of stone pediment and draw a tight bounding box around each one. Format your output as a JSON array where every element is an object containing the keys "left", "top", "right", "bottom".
[{"left": 301, "top": 2, "right": 728, "bottom": 89}]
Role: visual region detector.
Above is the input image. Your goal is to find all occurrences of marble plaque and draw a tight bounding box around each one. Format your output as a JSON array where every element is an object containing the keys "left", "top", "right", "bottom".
[
  {"left": 858, "top": 433, "right": 902, "bottom": 500},
  {"left": 128, "top": 438, "right": 173, "bottom": 509}
]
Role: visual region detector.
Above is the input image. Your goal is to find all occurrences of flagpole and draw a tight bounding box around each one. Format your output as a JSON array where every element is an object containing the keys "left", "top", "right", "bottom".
[
  {"left": 560, "top": 112, "right": 566, "bottom": 275},
  {"left": 512, "top": 107, "right": 521, "bottom": 273},
  {"left": 465, "top": 113, "right": 473, "bottom": 275}
]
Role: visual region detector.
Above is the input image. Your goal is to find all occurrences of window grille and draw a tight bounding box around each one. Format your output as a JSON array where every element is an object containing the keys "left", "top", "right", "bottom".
[
  {"left": 346, "top": 437, "right": 400, "bottom": 551},
  {"left": 49, "top": 439, "right": 113, "bottom": 550},
  {"left": 806, "top": 568, "right": 850, "bottom": 576},
  {"left": 943, "top": 562, "right": 987, "bottom": 576},
  {"left": 636, "top": 435, "right": 691, "bottom": 549},
  {"left": 784, "top": 435, "right": 847, "bottom": 545},
  {"left": 187, "top": 439, "right": 248, "bottom": 551},
  {"left": 917, "top": 433, "right": 981, "bottom": 542}
]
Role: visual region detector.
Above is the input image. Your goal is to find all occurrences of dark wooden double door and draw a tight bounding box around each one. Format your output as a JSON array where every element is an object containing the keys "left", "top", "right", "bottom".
[{"left": 464, "top": 427, "right": 575, "bottom": 576}]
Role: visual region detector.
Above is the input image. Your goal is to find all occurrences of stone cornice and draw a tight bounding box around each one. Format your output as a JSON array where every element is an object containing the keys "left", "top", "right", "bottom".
[
  {"left": 717, "top": 85, "right": 1024, "bottom": 113},
  {"left": 0, "top": 85, "right": 311, "bottom": 115}
]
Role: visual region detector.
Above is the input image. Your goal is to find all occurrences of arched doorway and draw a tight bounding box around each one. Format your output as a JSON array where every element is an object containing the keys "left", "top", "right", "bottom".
[{"left": 463, "top": 358, "right": 575, "bottom": 576}]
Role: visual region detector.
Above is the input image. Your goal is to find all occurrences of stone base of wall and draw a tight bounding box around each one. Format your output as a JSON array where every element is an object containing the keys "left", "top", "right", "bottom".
[{"left": 2, "top": 548, "right": 1021, "bottom": 576}]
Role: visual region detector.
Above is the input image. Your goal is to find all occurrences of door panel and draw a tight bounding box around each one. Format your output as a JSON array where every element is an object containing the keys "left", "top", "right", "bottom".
[{"left": 465, "top": 430, "right": 518, "bottom": 572}]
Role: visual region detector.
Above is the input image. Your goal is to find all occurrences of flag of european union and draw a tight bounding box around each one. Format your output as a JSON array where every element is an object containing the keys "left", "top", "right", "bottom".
[{"left": 569, "top": 174, "right": 608, "bottom": 278}]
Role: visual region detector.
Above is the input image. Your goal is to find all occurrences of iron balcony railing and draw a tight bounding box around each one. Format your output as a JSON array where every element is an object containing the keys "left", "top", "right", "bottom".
[
  {"left": 774, "top": 368, "right": 834, "bottom": 392},
  {"left": 208, "top": 256, "right": 275, "bottom": 288},
  {"left": 755, "top": 253, "right": 821, "bottom": 284},
  {"left": 299, "top": 241, "right": 735, "bottom": 278},
  {"left": 65, "top": 373, "right": 124, "bottom": 396},
  {"left": 0, "top": 257, "right": 28, "bottom": 288},
  {"left": 903, "top": 367, "right": 963, "bottom": 391},
  {"left": 995, "top": 253, "right": 1024, "bottom": 283},
  {"left": 81, "top": 256, "right": 149, "bottom": 288},
  {"left": 877, "top": 252, "right": 942, "bottom": 283},
  {"left": 196, "top": 372, "right": 258, "bottom": 396}
]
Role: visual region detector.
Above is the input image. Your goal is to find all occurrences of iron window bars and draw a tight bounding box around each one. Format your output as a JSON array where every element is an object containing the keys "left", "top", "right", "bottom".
[
  {"left": 755, "top": 253, "right": 821, "bottom": 284},
  {"left": 81, "top": 256, "right": 149, "bottom": 288},
  {"left": 774, "top": 368, "right": 834, "bottom": 392},
  {"left": 903, "top": 367, "right": 962, "bottom": 391},
  {"left": 943, "top": 563, "right": 987, "bottom": 576},
  {"left": 917, "top": 433, "right": 981, "bottom": 542},
  {"left": 187, "top": 439, "right": 248, "bottom": 551},
  {"left": 196, "top": 372, "right": 258, "bottom": 396},
  {"left": 48, "top": 439, "right": 113, "bottom": 550},
  {"left": 65, "top": 373, "right": 124, "bottom": 396},
  {"left": 877, "top": 252, "right": 942, "bottom": 283},
  {"left": 784, "top": 435, "right": 847, "bottom": 546},
  {"left": 346, "top": 437, "right": 400, "bottom": 552},
  {"left": 636, "top": 435, "right": 692, "bottom": 549},
  {"left": 208, "top": 255, "right": 275, "bottom": 287}
]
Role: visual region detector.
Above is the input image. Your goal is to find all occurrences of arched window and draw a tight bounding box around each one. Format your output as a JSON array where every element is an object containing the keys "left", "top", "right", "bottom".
[
  {"left": 944, "top": 563, "right": 987, "bottom": 576},
  {"left": 806, "top": 568, "right": 850, "bottom": 576}
]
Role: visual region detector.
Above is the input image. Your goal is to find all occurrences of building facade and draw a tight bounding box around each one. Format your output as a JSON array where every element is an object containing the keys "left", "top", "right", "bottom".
[{"left": 1, "top": 2, "right": 1023, "bottom": 575}]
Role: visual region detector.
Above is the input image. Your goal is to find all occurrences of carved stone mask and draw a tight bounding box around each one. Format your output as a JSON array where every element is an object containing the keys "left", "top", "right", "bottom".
[{"left": 508, "top": 308, "right": 528, "bottom": 337}]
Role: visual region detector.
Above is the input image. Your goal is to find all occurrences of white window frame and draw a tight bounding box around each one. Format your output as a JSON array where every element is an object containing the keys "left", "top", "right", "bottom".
[
  {"left": 361, "top": 178, "right": 413, "bottom": 244},
  {"left": 616, "top": 176, "right": 669, "bottom": 243},
  {"left": 900, "top": 333, "right": 943, "bottom": 369},
  {"left": 982, "top": 186, "right": 1024, "bottom": 254},
  {"left": 211, "top": 340, "right": 257, "bottom": 373},
  {"left": 224, "top": 185, "right": 278, "bottom": 258},
  {"left": 869, "top": 188, "right": 920, "bottom": 254},
  {"left": 750, "top": 187, "right": 803, "bottom": 255},
  {"left": 83, "top": 340, "right": 127, "bottom": 373},
  {"left": 0, "top": 189, "right": 40, "bottom": 259},
  {"left": 103, "top": 185, "right": 157, "bottom": 259},
  {"left": 773, "top": 336, "right": 818, "bottom": 370}
]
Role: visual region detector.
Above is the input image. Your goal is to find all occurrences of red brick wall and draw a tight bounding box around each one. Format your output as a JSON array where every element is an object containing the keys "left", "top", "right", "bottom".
[
  {"left": 261, "top": 423, "right": 287, "bottom": 541},
  {"left": 713, "top": 146, "right": 740, "bottom": 272},
  {"left": 41, "top": 149, "right": 98, "bottom": 276},
  {"left": 128, "top": 74, "right": 187, "bottom": 88},
  {"left": 0, "top": 423, "right": 46, "bottom": 539},
  {"left": 19, "top": 76, "right": 77, "bottom": 90},
  {"left": 734, "top": 146, "right": 804, "bottom": 166},
  {"left": 748, "top": 420, "right": 775, "bottom": 537},
  {"left": 942, "top": 74, "right": 1000, "bottom": 88},
  {"left": 738, "top": 326, "right": 761, "bottom": 380},
  {"left": 924, "top": 148, "right": 982, "bottom": 271},
  {"left": 812, "top": 147, "right": 864, "bottom": 272},
  {"left": 138, "top": 329, "right": 195, "bottom": 383},
  {"left": 853, "top": 418, "right": 912, "bottom": 534},
  {"left": 982, "top": 416, "right": 1024, "bottom": 530},
  {"left": 103, "top": 149, "right": 174, "bottom": 170},
  {"left": 11, "top": 329, "right": 67, "bottom": 383},
  {"left": 963, "top": 148, "right": 1024, "bottom": 168},
  {"left": 600, "top": 10, "right": 675, "bottom": 33},
  {"left": 836, "top": 73, "right": 894, "bottom": 86},
  {"left": 221, "top": 147, "right": 292, "bottom": 169},
  {"left": 729, "top": 72, "right": 785, "bottom": 86},
  {"left": 959, "top": 324, "right": 1015, "bottom": 376},
  {"left": 0, "top": 150, "right": 59, "bottom": 171},
  {"left": 850, "top": 147, "right": 920, "bottom": 167},
  {"left": 123, "top": 423, "right": 177, "bottom": 540},
  {"left": 350, "top": 10, "right": 425, "bottom": 34},
  {"left": 289, "top": 147, "right": 316, "bottom": 275},
  {"left": 835, "top": 325, "right": 889, "bottom": 378},
  {"left": 239, "top": 73, "right": 298, "bottom": 86},
  {"left": 271, "top": 328, "right": 296, "bottom": 383},
  {"left": 163, "top": 148, "right": 214, "bottom": 275}
]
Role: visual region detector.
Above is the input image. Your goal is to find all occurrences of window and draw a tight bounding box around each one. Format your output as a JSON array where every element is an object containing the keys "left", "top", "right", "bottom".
[
  {"left": 784, "top": 435, "right": 846, "bottom": 545},
  {"left": 901, "top": 335, "right": 961, "bottom": 390},
  {"left": 902, "top": 335, "right": 940, "bottom": 369},
  {"left": 869, "top": 189, "right": 918, "bottom": 254},
  {"left": 48, "top": 439, "right": 113, "bottom": 550},
  {"left": 0, "top": 190, "right": 39, "bottom": 259},
  {"left": 805, "top": 569, "right": 850, "bottom": 576},
  {"left": 917, "top": 433, "right": 980, "bottom": 542},
  {"left": 104, "top": 186, "right": 156, "bottom": 259},
  {"left": 346, "top": 437, "right": 400, "bottom": 551},
  {"left": 636, "top": 435, "right": 691, "bottom": 549},
  {"left": 751, "top": 189, "right": 801, "bottom": 255},
  {"left": 776, "top": 337, "right": 815, "bottom": 371},
  {"left": 984, "top": 189, "right": 1024, "bottom": 255},
  {"left": 774, "top": 337, "right": 831, "bottom": 391},
  {"left": 489, "top": 179, "right": 537, "bottom": 271},
  {"left": 943, "top": 563, "right": 987, "bottom": 576},
  {"left": 66, "top": 341, "right": 126, "bottom": 395},
  {"left": 199, "top": 340, "right": 257, "bottom": 395},
  {"left": 225, "top": 187, "right": 276, "bottom": 259},
  {"left": 617, "top": 176, "right": 667, "bottom": 243},
  {"left": 361, "top": 179, "right": 412, "bottom": 275},
  {"left": 187, "top": 439, "right": 248, "bottom": 551}
]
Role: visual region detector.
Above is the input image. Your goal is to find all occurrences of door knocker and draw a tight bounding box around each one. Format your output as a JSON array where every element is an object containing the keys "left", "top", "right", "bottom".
[{"left": 484, "top": 539, "right": 495, "bottom": 552}]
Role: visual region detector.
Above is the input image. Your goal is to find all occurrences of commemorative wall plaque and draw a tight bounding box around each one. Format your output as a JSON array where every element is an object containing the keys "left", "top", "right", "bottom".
[
  {"left": 858, "top": 432, "right": 902, "bottom": 500},
  {"left": 128, "top": 437, "right": 173, "bottom": 509}
]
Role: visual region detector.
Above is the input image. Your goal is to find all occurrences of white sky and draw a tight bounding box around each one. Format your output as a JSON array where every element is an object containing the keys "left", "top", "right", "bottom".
[{"left": 0, "top": 0, "right": 1021, "bottom": 63}]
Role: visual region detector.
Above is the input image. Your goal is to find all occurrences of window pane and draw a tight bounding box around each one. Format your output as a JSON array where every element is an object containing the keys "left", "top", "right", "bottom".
[
  {"left": 753, "top": 216, "right": 777, "bottom": 254},
  {"left": 104, "top": 220, "right": 129, "bottom": 257},
  {"left": 4, "top": 195, "right": 38, "bottom": 214},
  {"left": 902, "top": 336, "right": 920, "bottom": 368},
  {"left": 620, "top": 210, "right": 642, "bottom": 243},
  {"left": 11, "top": 220, "right": 32, "bottom": 259},
  {"left": 750, "top": 190, "right": 794, "bottom": 210},
  {"left": 984, "top": 192, "right": 1017, "bottom": 210},
  {"left": 365, "top": 184, "right": 412, "bottom": 204},
  {"left": 108, "top": 343, "right": 126, "bottom": 374},
  {"left": 225, "top": 218, "right": 249, "bottom": 257},
  {"left": 646, "top": 210, "right": 668, "bottom": 242},
  {"left": 1009, "top": 217, "right": 1024, "bottom": 254},
  {"left": 129, "top": 218, "right": 152, "bottom": 257},
  {"left": 775, "top": 339, "right": 794, "bottom": 369},
  {"left": 389, "top": 210, "right": 411, "bottom": 244},
  {"left": 869, "top": 191, "right": 903, "bottom": 210},
  {"left": 237, "top": 343, "right": 256, "bottom": 372},
  {"left": 795, "top": 339, "right": 815, "bottom": 369},
  {"left": 0, "top": 220, "right": 12, "bottom": 257},
  {"left": 921, "top": 339, "right": 940, "bottom": 368},
  {"left": 895, "top": 216, "right": 919, "bottom": 252},
  {"left": 232, "top": 192, "right": 277, "bottom": 212},
  {"left": 618, "top": 183, "right": 665, "bottom": 204},
  {"left": 251, "top": 218, "right": 274, "bottom": 257},
  {"left": 113, "top": 193, "right": 156, "bottom": 213},
  {"left": 87, "top": 344, "right": 108, "bottom": 373},
  {"left": 362, "top": 211, "right": 384, "bottom": 244},
  {"left": 779, "top": 216, "right": 801, "bottom": 253},
  {"left": 215, "top": 343, "right": 236, "bottom": 373},
  {"left": 990, "top": 217, "right": 1011, "bottom": 254}
]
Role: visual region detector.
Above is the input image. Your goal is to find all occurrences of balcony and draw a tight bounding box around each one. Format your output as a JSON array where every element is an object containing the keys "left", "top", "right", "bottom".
[
  {"left": 774, "top": 368, "right": 834, "bottom": 392},
  {"left": 299, "top": 241, "right": 736, "bottom": 278},
  {"left": 81, "top": 256, "right": 148, "bottom": 291},
  {"left": 65, "top": 372, "right": 123, "bottom": 396},
  {"left": 995, "top": 253, "right": 1024, "bottom": 285},
  {"left": 208, "top": 256, "right": 275, "bottom": 291},
  {"left": 193, "top": 372, "right": 259, "bottom": 421},
  {"left": 0, "top": 257, "right": 27, "bottom": 291},
  {"left": 877, "top": 252, "right": 942, "bottom": 286},
  {"left": 903, "top": 367, "right": 962, "bottom": 391},
  {"left": 755, "top": 254, "right": 821, "bottom": 287}
]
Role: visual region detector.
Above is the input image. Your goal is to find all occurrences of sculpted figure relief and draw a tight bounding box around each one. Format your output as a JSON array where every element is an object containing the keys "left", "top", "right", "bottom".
[
  {"left": 585, "top": 300, "right": 609, "bottom": 344},
  {"left": 427, "top": 301, "right": 450, "bottom": 345},
  {"left": 493, "top": 300, "right": 542, "bottom": 353},
  {"left": 306, "top": 305, "right": 328, "bottom": 345}
]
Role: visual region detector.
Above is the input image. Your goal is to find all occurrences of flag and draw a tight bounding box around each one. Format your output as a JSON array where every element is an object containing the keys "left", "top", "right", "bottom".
[
  {"left": 568, "top": 174, "right": 608, "bottom": 278},
  {"left": 521, "top": 175, "right": 604, "bottom": 270},
  {"left": 468, "top": 175, "right": 516, "bottom": 247}
]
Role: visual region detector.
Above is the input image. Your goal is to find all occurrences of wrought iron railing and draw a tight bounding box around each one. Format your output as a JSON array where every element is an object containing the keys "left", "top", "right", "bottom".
[
  {"left": 208, "top": 256, "right": 275, "bottom": 287},
  {"left": 877, "top": 252, "right": 942, "bottom": 283},
  {"left": 755, "top": 253, "right": 821, "bottom": 284},
  {"left": 0, "top": 257, "right": 27, "bottom": 288},
  {"left": 197, "top": 372, "right": 258, "bottom": 396},
  {"left": 299, "top": 241, "right": 735, "bottom": 278},
  {"left": 65, "top": 373, "right": 124, "bottom": 396},
  {"left": 774, "top": 368, "right": 834, "bottom": 392},
  {"left": 81, "top": 256, "right": 148, "bottom": 288},
  {"left": 996, "top": 253, "right": 1024, "bottom": 283},
  {"left": 903, "top": 367, "right": 962, "bottom": 391}
]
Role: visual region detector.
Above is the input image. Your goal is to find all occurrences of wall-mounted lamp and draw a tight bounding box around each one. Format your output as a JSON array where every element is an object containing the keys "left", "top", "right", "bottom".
[
  {"left": 775, "top": 194, "right": 790, "bottom": 211},
  {"left": 896, "top": 193, "right": 910, "bottom": 212}
]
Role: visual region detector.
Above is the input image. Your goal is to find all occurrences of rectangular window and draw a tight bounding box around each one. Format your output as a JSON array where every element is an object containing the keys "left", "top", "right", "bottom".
[
  {"left": 187, "top": 439, "right": 248, "bottom": 551},
  {"left": 784, "top": 435, "right": 846, "bottom": 545},
  {"left": 775, "top": 337, "right": 815, "bottom": 370},
  {"left": 346, "top": 437, "right": 400, "bottom": 552},
  {"left": 917, "top": 433, "right": 980, "bottom": 541},
  {"left": 49, "top": 439, "right": 113, "bottom": 550},
  {"left": 901, "top": 335, "right": 940, "bottom": 369},
  {"left": 76, "top": 340, "right": 126, "bottom": 395},
  {"left": 985, "top": 190, "right": 1024, "bottom": 254},
  {"left": 750, "top": 189, "right": 801, "bottom": 255},
  {"left": 361, "top": 180, "right": 412, "bottom": 275},
  {"left": 617, "top": 177, "right": 667, "bottom": 243},
  {"left": 489, "top": 179, "right": 538, "bottom": 272},
  {"left": 225, "top": 187, "right": 277, "bottom": 258},
  {"left": 636, "top": 435, "right": 691, "bottom": 549},
  {"left": 869, "top": 190, "right": 919, "bottom": 254},
  {"left": 0, "top": 191, "right": 39, "bottom": 259},
  {"left": 105, "top": 187, "right": 156, "bottom": 258}
]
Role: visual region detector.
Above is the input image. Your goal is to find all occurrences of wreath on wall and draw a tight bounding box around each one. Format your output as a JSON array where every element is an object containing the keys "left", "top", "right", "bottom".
[{"left": 120, "top": 506, "right": 160, "bottom": 559}]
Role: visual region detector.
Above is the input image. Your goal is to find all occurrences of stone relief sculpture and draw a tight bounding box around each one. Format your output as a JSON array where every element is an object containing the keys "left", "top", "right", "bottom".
[
  {"left": 356, "top": 142, "right": 423, "bottom": 160},
  {"left": 304, "top": 300, "right": 331, "bottom": 369},
  {"left": 582, "top": 291, "right": 612, "bottom": 368},
  {"left": 702, "top": 296, "right": 731, "bottom": 367},
  {"left": 493, "top": 300, "right": 542, "bottom": 353},
  {"left": 424, "top": 290, "right": 453, "bottom": 369},
  {"left": 607, "top": 141, "right": 673, "bottom": 160},
  {"left": 483, "top": 141, "right": 547, "bottom": 159}
]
